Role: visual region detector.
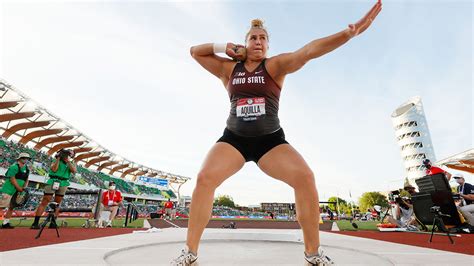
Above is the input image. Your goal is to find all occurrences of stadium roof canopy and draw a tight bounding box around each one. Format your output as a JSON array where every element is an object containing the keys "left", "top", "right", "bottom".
[
  {"left": 437, "top": 148, "right": 474, "bottom": 174},
  {"left": 0, "top": 79, "right": 189, "bottom": 184}
]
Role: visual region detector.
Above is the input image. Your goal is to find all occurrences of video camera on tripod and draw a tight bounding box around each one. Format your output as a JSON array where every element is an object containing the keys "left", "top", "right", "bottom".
[
  {"left": 35, "top": 202, "right": 60, "bottom": 239},
  {"left": 47, "top": 201, "right": 59, "bottom": 212},
  {"left": 430, "top": 206, "right": 440, "bottom": 213},
  {"left": 388, "top": 189, "right": 401, "bottom": 202},
  {"left": 412, "top": 173, "right": 463, "bottom": 244},
  {"left": 429, "top": 206, "right": 451, "bottom": 217}
]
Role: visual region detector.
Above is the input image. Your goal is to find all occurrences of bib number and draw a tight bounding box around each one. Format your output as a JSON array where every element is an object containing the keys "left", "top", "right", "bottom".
[
  {"left": 108, "top": 200, "right": 114, "bottom": 206},
  {"left": 52, "top": 181, "right": 60, "bottom": 190},
  {"left": 236, "top": 97, "right": 265, "bottom": 121}
]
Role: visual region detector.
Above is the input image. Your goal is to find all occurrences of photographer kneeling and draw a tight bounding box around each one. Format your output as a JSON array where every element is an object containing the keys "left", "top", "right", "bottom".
[
  {"left": 31, "top": 149, "right": 76, "bottom": 229},
  {"left": 387, "top": 184, "right": 419, "bottom": 230}
]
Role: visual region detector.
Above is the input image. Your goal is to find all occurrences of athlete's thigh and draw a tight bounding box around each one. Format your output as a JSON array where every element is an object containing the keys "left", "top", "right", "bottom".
[
  {"left": 257, "top": 144, "right": 314, "bottom": 187},
  {"left": 197, "top": 142, "right": 246, "bottom": 187}
]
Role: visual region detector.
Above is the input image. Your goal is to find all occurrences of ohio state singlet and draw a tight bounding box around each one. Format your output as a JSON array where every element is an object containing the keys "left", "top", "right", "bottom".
[{"left": 226, "top": 59, "right": 282, "bottom": 136}]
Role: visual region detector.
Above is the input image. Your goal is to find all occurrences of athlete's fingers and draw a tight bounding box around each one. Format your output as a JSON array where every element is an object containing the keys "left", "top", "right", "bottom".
[{"left": 226, "top": 48, "right": 237, "bottom": 57}]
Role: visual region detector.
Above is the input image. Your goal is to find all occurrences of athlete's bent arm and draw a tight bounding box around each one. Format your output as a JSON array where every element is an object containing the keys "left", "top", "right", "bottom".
[
  {"left": 190, "top": 43, "right": 243, "bottom": 85},
  {"left": 270, "top": 0, "right": 382, "bottom": 76}
]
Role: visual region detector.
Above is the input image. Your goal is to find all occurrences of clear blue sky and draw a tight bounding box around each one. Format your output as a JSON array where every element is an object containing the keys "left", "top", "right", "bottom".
[{"left": 1, "top": 0, "right": 472, "bottom": 206}]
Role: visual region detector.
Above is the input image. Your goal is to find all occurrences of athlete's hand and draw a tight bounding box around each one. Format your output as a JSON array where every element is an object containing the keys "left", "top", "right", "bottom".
[
  {"left": 226, "top": 43, "right": 247, "bottom": 61},
  {"left": 348, "top": 0, "right": 382, "bottom": 38},
  {"left": 16, "top": 187, "right": 24, "bottom": 192}
]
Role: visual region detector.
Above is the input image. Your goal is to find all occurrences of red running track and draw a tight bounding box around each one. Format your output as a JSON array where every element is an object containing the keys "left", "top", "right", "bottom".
[
  {"left": 0, "top": 228, "right": 139, "bottom": 252},
  {"left": 331, "top": 231, "right": 474, "bottom": 256}
]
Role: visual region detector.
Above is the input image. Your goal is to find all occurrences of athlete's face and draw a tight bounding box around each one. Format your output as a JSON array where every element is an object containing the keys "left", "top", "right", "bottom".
[{"left": 246, "top": 28, "right": 268, "bottom": 60}]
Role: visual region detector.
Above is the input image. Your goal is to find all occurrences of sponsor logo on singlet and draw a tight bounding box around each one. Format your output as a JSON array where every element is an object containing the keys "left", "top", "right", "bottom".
[{"left": 236, "top": 97, "right": 266, "bottom": 121}]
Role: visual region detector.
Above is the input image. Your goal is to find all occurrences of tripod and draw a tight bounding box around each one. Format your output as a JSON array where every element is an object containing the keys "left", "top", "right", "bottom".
[
  {"left": 35, "top": 203, "right": 60, "bottom": 239},
  {"left": 379, "top": 207, "right": 391, "bottom": 222},
  {"left": 429, "top": 207, "right": 454, "bottom": 244}
]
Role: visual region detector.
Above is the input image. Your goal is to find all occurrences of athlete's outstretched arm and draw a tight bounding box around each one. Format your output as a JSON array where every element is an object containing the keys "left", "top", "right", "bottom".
[
  {"left": 190, "top": 43, "right": 245, "bottom": 84},
  {"left": 271, "top": 0, "right": 382, "bottom": 76}
]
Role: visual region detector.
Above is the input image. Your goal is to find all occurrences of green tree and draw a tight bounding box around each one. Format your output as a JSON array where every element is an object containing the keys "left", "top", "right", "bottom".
[
  {"left": 327, "top": 196, "right": 347, "bottom": 213},
  {"left": 341, "top": 203, "right": 358, "bottom": 216},
  {"left": 358, "top": 192, "right": 389, "bottom": 212},
  {"left": 214, "top": 195, "right": 235, "bottom": 208}
]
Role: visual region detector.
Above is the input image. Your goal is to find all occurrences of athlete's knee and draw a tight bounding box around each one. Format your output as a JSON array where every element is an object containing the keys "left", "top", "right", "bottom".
[
  {"left": 291, "top": 169, "right": 315, "bottom": 189},
  {"left": 196, "top": 170, "right": 220, "bottom": 190}
]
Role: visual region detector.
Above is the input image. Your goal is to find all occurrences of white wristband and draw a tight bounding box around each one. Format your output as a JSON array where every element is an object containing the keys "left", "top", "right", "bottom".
[{"left": 213, "top": 43, "right": 227, "bottom": 54}]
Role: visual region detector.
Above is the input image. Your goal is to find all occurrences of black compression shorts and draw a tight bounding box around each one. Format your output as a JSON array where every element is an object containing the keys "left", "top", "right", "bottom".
[{"left": 217, "top": 128, "right": 289, "bottom": 163}]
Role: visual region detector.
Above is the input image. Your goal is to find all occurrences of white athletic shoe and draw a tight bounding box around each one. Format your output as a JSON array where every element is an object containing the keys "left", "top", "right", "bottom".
[
  {"left": 170, "top": 246, "right": 198, "bottom": 266},
  {"left": 304, "top": 247, "right": 334, "bottom": 266},
  {"left": 106, "top": 221, "right": 112, "bottom": 228}
]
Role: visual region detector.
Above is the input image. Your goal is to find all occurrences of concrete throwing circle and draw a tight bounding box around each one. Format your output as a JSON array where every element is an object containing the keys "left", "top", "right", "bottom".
[{"left": 104, "top": 239, "right": 394, "bottom": 265}]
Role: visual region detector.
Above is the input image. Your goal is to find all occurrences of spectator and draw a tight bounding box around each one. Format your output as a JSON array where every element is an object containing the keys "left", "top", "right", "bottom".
[
  {"left": 164, "top": 199, "right": 174, "bottom": 220},
  {"left": 327, "top": 207, "right": 334, "bottom": 220},
  {"left": 453, "top": 173, "right": 474, "bottom": 226},
  {"left": 268, "top": 211, "right": 275, "bottom": 220},
  {"left": 101, "top": 181, "right": 123, "bottom": 227},
  {"left": 370, "top": 208, "right": 378, "bottom": 221}
]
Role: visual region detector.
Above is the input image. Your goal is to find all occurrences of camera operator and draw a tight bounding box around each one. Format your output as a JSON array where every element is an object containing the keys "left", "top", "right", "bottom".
[
  {"left": 0, "top": 153, "right": 31, "bottom": 229},
  {"left": 453, "top": 173, "right": 474, "bottom": 226},
  {"left": 30, "top": 149, "right": 76, "bottom": 229},
  {"left": 423, "top": 159, "right": 452, "bottom": 181},
  {"left": 387, "top": 184, "right": 418, "bottom": 229}
]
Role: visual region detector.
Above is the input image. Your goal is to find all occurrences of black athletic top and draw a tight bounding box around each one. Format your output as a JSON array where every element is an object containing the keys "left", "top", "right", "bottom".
[{"left": 226, "top": 59, "right": 282, "bottom": 136}]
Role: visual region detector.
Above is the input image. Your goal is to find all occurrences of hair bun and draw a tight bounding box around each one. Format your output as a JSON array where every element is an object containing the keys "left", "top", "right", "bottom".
[
  {"left": 251, "top": 19, "right": 264, "bottom": 28},
  {"left": 245, "top": 18, "right": 269, "bottom": 43}
]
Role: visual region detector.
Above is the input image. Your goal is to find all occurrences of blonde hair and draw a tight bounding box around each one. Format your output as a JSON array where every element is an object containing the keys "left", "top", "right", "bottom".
[{"left": 245, "top": 19, "right": 269, "bottom": 43}]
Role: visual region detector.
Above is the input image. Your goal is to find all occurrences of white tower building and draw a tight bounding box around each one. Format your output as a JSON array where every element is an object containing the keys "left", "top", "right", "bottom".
[{"left": 391, "top": 97, "right": 436, "bottom": 183}]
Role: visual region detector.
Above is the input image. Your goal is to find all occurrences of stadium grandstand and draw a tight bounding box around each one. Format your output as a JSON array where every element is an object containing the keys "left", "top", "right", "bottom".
[
  {"left": 0, "top": 79, "right": 190, "bottom": 215},
  {"left": 437, "top": 148, "right": 474, "bottom": 174}
]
